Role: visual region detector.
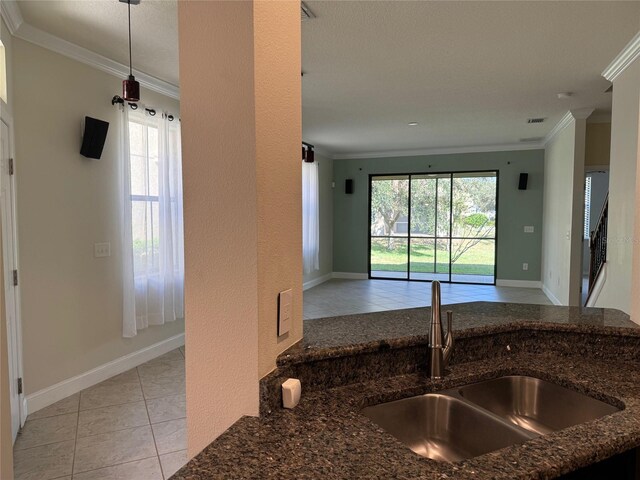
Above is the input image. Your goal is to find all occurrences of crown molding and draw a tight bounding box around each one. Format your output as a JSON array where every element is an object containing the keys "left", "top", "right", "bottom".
[
  {"left": 332, "top": 143, "right": 544, "bottom": 160},
  {"left": 543, "top": 111, "right": 574, "bottom": 146},
  {"left": 543, "top": 108, "right": 594, "bottom": 146},
  {"left": 1, "top": 1, "right": 179, "bottom": 100},
  {"left": 571, "top": 107, "right": 595, "bottom": 120},
  {"left": 602, "top": 31, "right": 640, "bottom": 82},
  {"left": 0, "top": 0, "right": 24, "bottom": 35}
]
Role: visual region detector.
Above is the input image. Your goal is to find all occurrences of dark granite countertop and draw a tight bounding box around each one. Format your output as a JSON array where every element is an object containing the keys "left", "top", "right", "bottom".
[
  {"left": 172, "top": 303, "right": 640, "bottom": 480},
  {"left": 281, "top": 302, "right": 638, "bottom": 364}
]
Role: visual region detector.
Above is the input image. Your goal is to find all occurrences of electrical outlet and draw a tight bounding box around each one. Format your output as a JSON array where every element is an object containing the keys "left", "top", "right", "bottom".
[
  {"left": 94, "top": 242, "right": 111, "bottom": 258},
  {"left": 522, "top": 263, "right": 529, "bottom": 271},
  {"left": 278, "top": 289, "right": 292, "bottom": 336},
  {"left": 524, "top": 226, "right": 534, "bottom": 233}
]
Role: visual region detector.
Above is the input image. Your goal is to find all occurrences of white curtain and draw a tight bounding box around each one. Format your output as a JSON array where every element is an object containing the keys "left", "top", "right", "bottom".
[
  {"left": 302, "top": 161, "right": 320, "bottom": 274},
  {"left": 119, "top": 105, "right": 185, "bottom": 337}
]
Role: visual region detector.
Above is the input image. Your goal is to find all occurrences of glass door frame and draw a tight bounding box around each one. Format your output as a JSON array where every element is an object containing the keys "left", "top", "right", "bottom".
[{"left": 367, "top": 169, "right": 499, "bottom": 285}]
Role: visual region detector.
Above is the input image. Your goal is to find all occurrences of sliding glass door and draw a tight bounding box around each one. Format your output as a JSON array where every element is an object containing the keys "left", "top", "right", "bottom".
[{"left": 369, "top": 171, "right": 497, "bottom": 284}]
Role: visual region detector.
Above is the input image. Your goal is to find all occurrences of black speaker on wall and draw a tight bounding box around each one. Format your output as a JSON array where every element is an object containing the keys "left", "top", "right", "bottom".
[
  {"left": 518, "top": 173, "right": 529, "bottom": 190},
  {"left": 345, "top": 179, "right": 354, "bottom": 194},
  {"left": 80, "top": 116, "right": 109, "bottom": 159}
]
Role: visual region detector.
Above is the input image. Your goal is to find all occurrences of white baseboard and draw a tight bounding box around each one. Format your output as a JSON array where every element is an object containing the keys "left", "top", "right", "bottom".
[
  {"left": 303, "top": 272, "right": 332, "bottom": 291},
  {"left": 542, "top": 284, "right": 563, "bottom": 306},
  {"left": 332, "top": 272, "right": 369, "bottom": 280},
  {"left": 496, "top": 279, "right": 542, "bottom": 289},
  {"left": 26, "top": 333, "right": 185, "bottom": 415}
]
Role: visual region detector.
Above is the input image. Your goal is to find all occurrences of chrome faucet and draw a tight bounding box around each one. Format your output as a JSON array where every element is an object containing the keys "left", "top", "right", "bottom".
[{"left": 429, "top": 281, "right": 454, "bottom": 380}]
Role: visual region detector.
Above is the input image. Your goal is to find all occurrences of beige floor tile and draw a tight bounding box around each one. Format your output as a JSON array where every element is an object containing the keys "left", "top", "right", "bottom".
[
  {"left": 80, "top": 374, "right": 143, "bottom": 411},
  {"left": 151, "top": 418, "right": 187, "bottom": 455},
  {"left": 138, "top": 355, "right": 185, "bottom": 381},
  {"left": 27, "top": 394, "right": 80, "bottom": 421},
  {"left": 141, "top": 374, "right": 185, "bottom": 400},
  {"left": 159, "top": 450, "right": 188, "bottom": 479},
  {"left": 146, "top": 394, "right": 186, "bottom": 424},
  {"left": 14, "top": 412, "right": 77, "bottom": 451},
  {"left": 95, "top": 369, "right": 141, "bottom": 387},
  {"left": 71, "top": 457, "right": 163, "bottom": 480},
  {"left": 78, "top": 401, "right": 150, "bottom": 438},
  {"left": 73, "top": 425, "right": 157, "bottom": 474},
  {"left": 13, "top": 440, "right": 74, "bottom": 480}
]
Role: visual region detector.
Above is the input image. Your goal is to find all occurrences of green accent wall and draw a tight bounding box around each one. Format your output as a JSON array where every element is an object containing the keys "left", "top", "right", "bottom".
[{"left": 332, "top": 150, "right": 545, "bottom": 282}]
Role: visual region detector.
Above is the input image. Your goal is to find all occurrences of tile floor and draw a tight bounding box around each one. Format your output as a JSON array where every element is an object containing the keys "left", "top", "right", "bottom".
[
  {"left": 14, "top": 280, "right": 550, "bottom": 480},
  {"left": 14, "top": 347, "right": 187, "bottom": 480},
  {"left": 304, "top": 279, "right": 552, "bottom": 319}
]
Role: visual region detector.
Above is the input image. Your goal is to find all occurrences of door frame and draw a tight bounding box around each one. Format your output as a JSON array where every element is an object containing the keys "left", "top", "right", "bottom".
[
  {"left": 0, "top": 102, "right": 26, "bottom": 438},
  {"left": 367, "top": 169, "right": 500, "bottom": 285}
]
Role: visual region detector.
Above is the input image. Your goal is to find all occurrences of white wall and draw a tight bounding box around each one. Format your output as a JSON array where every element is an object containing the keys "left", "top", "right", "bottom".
[
  {"left": 542, "top": 113, "right": 587, "bottom": 305},
  {"left": 12, "top": 38, "right": 183, "bottom": 398},
  {"left": 303, "top": 152, "right": 333, "bottom": 287},
  {"left": 597, "top": 57, "right": 640, "bottom": 315}
]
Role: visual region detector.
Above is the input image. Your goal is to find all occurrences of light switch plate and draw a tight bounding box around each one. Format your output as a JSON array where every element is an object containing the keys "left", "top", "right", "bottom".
[
  {"left": 523, "top": 263, "right": 529, "bottom": 271},
  {"left": 524, "top": 226, "right": 534, "bottom": 233},
  {"left": 94, "top": 242, "right": 111, "bottom": 258},
  {"left": 278, "top": 289, "right": 292, "bottom": 336}
]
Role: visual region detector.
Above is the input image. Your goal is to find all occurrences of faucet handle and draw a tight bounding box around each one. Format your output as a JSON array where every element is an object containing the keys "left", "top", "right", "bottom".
[{"left": 443, "top": 310, "right": 454, "bottom": 366}]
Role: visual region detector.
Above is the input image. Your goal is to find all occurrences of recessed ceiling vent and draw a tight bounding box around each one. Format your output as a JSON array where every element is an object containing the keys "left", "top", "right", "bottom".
[
  {"left": 520, "top": 137, "right": 543, "bottom": 143},
  {"left": 527, "top": 118, "right": 546, "bottom": 124},
  {"left": 301, "top": 2, "right": 316, "bottom": 21}
]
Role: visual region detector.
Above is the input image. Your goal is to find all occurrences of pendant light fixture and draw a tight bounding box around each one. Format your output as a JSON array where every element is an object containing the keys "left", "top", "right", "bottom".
[{"left": 121, "top": 0, "right": 140, "bottom": 102}]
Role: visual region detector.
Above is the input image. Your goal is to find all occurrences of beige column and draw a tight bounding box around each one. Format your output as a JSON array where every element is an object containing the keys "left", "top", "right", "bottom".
[{"left": 178, "top": 0, "right": 302, "bottom": 455}]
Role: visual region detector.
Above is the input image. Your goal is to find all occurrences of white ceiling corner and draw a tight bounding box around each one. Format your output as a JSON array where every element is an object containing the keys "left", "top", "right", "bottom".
[
  {"left": 543, "top": 108, "right": 596, "bottom": 146},
  {"left": 602, "top": 31, "right": 640, "bottom": 82},
  {"left": 2, "top": 0, "right": 179, "bottom": 99},
  {"left": 0, "top": 0, "right": 24, "bottom": 34}
]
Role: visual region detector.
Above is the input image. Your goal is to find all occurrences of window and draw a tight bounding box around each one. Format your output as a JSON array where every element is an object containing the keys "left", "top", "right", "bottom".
[
  {"left": 584, "top": 176, "right": 592, "bottom": 240},
  {"left": 369, "top": 171, "right": 498, "bottom": 284},
  {"left": 120, "top": 106, "right": 184, "bottom": 337},
  {"left": 129, "top": 118, "right": 160, "bottom": 274}
]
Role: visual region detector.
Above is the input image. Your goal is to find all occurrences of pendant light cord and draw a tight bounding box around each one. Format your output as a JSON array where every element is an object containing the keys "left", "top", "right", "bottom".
[{"left": 128, "top": 0, "right": 133, "bottom": 76}]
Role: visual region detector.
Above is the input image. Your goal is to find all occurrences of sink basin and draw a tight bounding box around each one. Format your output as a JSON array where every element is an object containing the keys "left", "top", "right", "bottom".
[
  {"left": 457, "top": 376, "right": 620, "bottom": 435},
  {"left": 363, "top": 376, "right": 621, "bottom": 462},
  {"left": 362, "top": 393, "right": 534, "bottom": 462}
]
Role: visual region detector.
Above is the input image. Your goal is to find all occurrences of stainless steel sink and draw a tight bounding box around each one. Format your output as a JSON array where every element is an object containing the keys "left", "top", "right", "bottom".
[
  {"left": 362, "top": 393, "right": 535, "bottom": 462},
  {"left": 362, "top": 376, "right": 620, "bottom": 462},
  {"left": 457, "top": 375, "right": 620, "bottom": 435}
]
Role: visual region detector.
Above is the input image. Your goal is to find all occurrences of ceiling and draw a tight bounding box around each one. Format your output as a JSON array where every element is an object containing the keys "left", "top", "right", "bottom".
[
  {"left": 302, "top": 1, "right": 640, "bottom": 156},
  {"left": 17, "top": 0, "right": 179, "bottom": 86},
  {"left": 10, "top": 1, "right": 640, "bottom": 156}
]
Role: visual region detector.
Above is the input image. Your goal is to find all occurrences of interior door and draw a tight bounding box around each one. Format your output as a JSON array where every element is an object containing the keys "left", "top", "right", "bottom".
[{"left": 1, "top": 117, "right": 23, "bottom": 440}]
